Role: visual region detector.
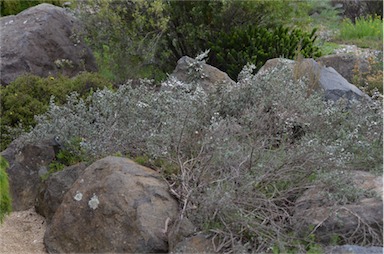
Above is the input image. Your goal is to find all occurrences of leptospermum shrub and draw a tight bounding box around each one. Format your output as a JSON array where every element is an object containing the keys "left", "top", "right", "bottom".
[{"left": 16, "top": 55, "right": 383, "bottom": 251}]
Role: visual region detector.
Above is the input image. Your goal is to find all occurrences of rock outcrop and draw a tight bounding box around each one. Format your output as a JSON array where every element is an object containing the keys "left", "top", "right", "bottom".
[
  {"left": 257, "top": 58, "right": 367, "bottom": 102},
  {"left": 170, "top": 234, "right": 217, "bottom": 254},
  {"left": 168, "top": 56, "right": 236, "bottom": 93},
  {"left": 317, "top": 53, "right": 370, "bottom": 84},
  {"left": 0, "top": 3, "right": 97, "bottom": 86},
  {"left": 325, "top": 244, "right": 384, "bottom": 254},
  {"left": 0, "top": 140, "right": 57, "bottom": 211},
  {"left": 44, "top": 156, "right": 180, "bottom": 253},
  {"left": 35, "top": 162, "right": 87, "bottom": 223}
]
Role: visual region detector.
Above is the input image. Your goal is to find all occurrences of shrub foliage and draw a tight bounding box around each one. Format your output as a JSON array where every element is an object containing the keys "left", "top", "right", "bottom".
[
  {"left": 16, "top": 55, "right": 383, "bottom": 251},
  {"left": 76, "top": 0, "right": 316, "bottom": 81},
  {"left": 209, "top": 25, "right": 322, "bottom": 80},
  {"left": 0, "top": 72, "right": 112, "bottom": 150}
]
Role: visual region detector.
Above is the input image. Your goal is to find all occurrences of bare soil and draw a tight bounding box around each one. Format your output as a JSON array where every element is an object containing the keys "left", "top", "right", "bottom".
[{"left": 0, "top": 208, "right": 47, "bottom": 253}]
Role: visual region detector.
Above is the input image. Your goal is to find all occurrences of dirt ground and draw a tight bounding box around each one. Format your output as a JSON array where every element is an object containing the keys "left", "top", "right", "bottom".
[{"left": 0, "top": 208, "right": 47, "bottom": 253}]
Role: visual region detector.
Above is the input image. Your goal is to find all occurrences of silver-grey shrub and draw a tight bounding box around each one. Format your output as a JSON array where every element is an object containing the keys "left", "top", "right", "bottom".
[{"left": 17, "top": 57, "right": 383, "bottom": 251}]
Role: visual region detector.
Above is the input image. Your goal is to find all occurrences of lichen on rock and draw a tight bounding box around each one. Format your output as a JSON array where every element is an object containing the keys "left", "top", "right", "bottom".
[{"left": 88, "top": 193, "right": 99, "bottom": 210}]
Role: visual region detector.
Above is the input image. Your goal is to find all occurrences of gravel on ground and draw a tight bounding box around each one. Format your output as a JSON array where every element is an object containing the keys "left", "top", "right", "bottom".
[{"left": 0, "top": 208, "right": 47, "bottom": 253}]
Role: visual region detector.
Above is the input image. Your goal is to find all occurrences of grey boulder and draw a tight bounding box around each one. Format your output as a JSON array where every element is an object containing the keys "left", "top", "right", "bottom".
[
  {"left": 257, "top": 58, "right": 367, "bottom": 102},
  {"left": 0, "top": 3, "right": 97, "bottom": 86}
]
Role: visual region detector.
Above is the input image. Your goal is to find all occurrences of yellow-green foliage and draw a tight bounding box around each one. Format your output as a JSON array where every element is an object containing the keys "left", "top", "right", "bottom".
[
  {"left": 340, "top": 15, "right": 383, "bottom": 39},
  {"left": 0, "top": 72, "right": 112, "bottom": 150},
  {"left": 0, "top": 0, "right": 71, "bottom": 16},
  {"left": 338, "top": 15, "right": 383, "bottom": 50},
  {"left": 0, "top": 155, "right": 11, "bottom": 223},
  {"left": 80, "top": 0, "right": 169, "bottom": 82}
]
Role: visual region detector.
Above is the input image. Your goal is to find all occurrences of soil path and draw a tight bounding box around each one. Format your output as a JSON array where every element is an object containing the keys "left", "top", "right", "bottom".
[{"left": 0, "top": 208, "right": 47, "bottom": 253}]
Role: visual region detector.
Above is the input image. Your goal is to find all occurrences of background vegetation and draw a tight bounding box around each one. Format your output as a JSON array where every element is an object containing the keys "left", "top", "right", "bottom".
[
  {"left": 2, "top": 0, "right": 380, "bottom": 84},
  {"left": 208, "top": 25, "right": 321, "bottom": 80},
  {"left": 75, "top": 0, "right": 382, "bottom": 85},
  {"left": 338, "top": 14, "right": 383, "bottom": 49}
]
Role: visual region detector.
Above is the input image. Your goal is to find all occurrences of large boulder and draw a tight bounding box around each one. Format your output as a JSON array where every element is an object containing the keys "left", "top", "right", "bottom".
[
  {"left": 293, "top": 170, "right": 383, "bottom": 245},
  {"left": 0, "top": 140, "right": 58, "bottom": 211},
  {"left": 0, "top": 3, "right": 97, "bottom": 86},
  {"left": 170, "top": 234, "right": 217, "bottom": 254},
  {"left": 317, "top": 53, "right": 370, "bottom": 84},
  {"left": 44, "top": 156, "right": 180, "bottom": 253},
  {"left": 257, "top": 58, "right": 367, "bottom": 102},
  {"left": 35, "top": 162, "right": 87, "bottom": 223},
  {"left": 168, "top": 56, "right": 236, "bottom": 93}
]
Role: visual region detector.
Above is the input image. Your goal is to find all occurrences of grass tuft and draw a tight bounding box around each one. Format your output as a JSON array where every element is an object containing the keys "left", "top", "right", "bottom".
[{"left": 337, "top": 15, "right": 383, "bottom": 50}]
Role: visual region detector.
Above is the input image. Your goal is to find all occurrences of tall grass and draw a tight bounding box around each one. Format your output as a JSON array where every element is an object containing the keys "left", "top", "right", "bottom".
[{"left": 339, "top": 15, "right": 383, "bottom": 40}]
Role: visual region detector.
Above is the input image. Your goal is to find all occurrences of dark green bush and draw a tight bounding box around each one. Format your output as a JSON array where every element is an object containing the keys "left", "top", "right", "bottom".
[
  {"left": 159, "top": 0, "right": 313, "bottom": 73},
  {"left": 0, "top": 72, "right": 112, "bottom": 151},
  {"left": 208, "top": 25, "right": 322, "bottom": 80},
  {"left": 77, "top": 0, "right": 313, "bottom": 82}
]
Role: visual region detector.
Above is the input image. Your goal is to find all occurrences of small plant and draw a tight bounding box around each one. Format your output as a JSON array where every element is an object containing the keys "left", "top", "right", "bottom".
[
  {"left": 351, "top": 52, "right": 383, "bottom": 96},
  {"left": 42, "top": 136, "right": 87, "bottom": 180},
  {"left": 133, "top": 155, "right": 151, "bottom": 167},
  {"left": 316, "top": 41, "right": 342, "bottom": 55},
  {"left": 0, "top": 155, "right": 11, "bottom": 223},
  {"left": 271, "top": 231, "right": 323, "bottom": 254}
]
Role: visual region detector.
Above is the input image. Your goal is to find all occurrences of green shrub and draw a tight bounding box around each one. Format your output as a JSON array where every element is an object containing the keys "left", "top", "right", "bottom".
[
  {"left": 78, "top": 0, "right": 169, "bottom": 83},
  {"left": 0, "top": 155, "right": 11, "bottom": 223},
  {"left": 0, "top": 72, "right": 112, "bottom": 151},
  {"left": 159, "top": 0, "right": 313, "bottom": 72},
  {"left": 208, "top": 25, "right": 322, "bottom": 80},
  {"left": 77, "top": 0, "right": 313, "bottom": 82}
]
